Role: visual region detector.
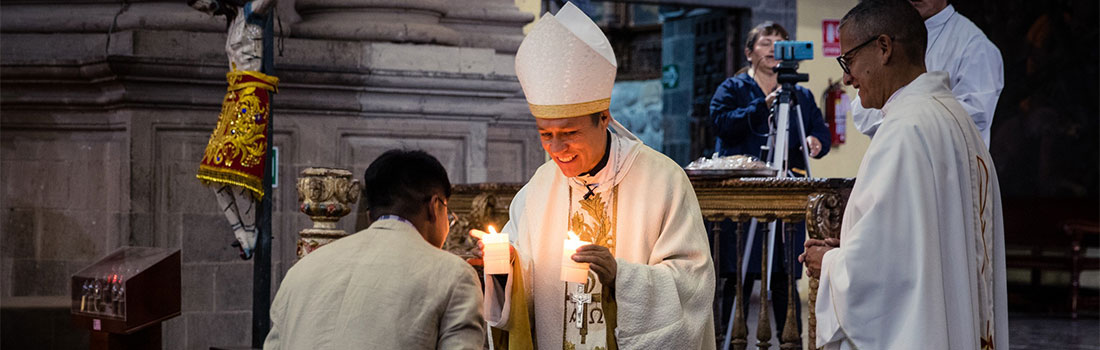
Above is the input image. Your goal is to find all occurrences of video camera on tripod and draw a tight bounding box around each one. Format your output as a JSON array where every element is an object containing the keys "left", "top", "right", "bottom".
[
  {"left": 774, "top": 41, "right": 812, "bottom": 85},
  {"left": 761, "top": 40, "right": 814, "bottom": 177}
]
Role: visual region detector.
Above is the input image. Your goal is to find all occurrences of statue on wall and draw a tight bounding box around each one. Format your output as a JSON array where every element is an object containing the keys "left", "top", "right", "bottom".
[{"left": 192, "top": 0, "right": 279, "bottom": 259}]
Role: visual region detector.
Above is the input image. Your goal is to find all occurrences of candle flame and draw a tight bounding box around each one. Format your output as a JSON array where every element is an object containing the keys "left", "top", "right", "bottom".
[
  {"left": 488, "top": 225, "right": 497, "bottom": 235},
  {"left": 567, "top": 230, "right": 580, "bottom": 241}
]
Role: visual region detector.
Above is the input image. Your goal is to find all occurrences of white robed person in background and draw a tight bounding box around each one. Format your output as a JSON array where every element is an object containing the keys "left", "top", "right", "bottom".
[
  {"left": 470, "top": 2, "right": 716, "bottom": 349},
  {"left": 849, "top": 0, "right": 1004, "bottom": 147},
  {"left": 799, "top": 0, "right": 1008, "bottom": 349}
]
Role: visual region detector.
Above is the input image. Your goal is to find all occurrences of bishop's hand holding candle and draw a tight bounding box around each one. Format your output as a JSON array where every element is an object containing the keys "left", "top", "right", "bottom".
[
  {"left": 560, "top": 231, "right": 591, "bottom": 283},
  {"left": 567, "top": 232, "right": 617, "bottom": 287}
]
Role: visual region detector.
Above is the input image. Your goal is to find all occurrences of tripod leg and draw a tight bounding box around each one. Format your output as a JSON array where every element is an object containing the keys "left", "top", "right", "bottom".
[
  {"left": 765, "top": 220, "right": 777, "bottom": 297},
  {"left": 771, "top": 100, "right": 791, "bottom": 174},
  {"left": 741, "top": 219, "right": 758, "bottom": 284},
  {"left": 794, "top": 105, "right": 814, "bottom": 178}
]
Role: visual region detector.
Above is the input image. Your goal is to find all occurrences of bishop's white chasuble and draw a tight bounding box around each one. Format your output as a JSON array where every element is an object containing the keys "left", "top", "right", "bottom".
[{"left": 485, "top": 133, "right": 717, "bottom": 350}]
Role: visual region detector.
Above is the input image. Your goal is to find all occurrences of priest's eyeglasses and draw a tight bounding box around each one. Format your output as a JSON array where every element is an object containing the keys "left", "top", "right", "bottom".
[{"left": 836, "top": 35, "right": 883, "bottom": 75}]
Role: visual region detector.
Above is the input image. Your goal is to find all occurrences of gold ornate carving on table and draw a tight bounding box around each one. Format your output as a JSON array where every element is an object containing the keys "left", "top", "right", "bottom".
[
  {"left": 446, "top": 178, "right": 853, "bottom": 350},
  {"left": 444, "top": 183, "right": 524, "bottom": 262},
  {"left": 295, "top": 167, "right": 361, "bottom": 259}
]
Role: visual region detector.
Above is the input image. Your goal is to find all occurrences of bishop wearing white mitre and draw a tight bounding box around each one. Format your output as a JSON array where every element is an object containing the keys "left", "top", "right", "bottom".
[{"left": 477, "top": 2, "right": 716, "bottom": 350}]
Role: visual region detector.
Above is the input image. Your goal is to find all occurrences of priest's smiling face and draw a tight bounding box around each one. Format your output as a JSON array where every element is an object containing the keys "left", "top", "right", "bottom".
[
  {"left": 839, "top": 26, "right": 888, "bottom": 109},
  {"left": 536, "top": 112, "right": 612, "bottom": 177}
]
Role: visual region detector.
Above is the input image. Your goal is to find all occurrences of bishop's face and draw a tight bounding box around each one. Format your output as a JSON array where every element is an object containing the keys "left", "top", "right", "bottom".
[{"left": 536, "top": 112, "right": 611, "bottom": 178}]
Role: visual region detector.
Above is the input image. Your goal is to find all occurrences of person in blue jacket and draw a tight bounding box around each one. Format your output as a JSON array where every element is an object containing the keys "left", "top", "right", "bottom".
[{"left": 707, "top": 21, "right": 831, "bottom": 340}]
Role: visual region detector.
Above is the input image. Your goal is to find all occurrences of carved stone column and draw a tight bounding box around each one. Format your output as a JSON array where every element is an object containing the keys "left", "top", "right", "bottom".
[
  {"left": 293, "top": 0, "right": 461, "bottom": 44},
  {"left": 296, "top": 167, "right": 361, "bottom": 258},
  {"left": 440, "top": 0, "right": 533, "bottom": 54}
]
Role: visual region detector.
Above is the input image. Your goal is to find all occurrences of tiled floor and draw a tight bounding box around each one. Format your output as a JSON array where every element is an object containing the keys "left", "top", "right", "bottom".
[
  {"left": 718, "top": 282, "right": 1100, "bottom": 349},
  {"left": 1009, "top": 314, "right": 1100, "bottom": 350}
]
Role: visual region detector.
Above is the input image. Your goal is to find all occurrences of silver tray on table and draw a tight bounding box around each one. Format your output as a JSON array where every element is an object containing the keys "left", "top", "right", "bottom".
[{"left": 684, "top": 168, "right": 777, "bottom": 179}]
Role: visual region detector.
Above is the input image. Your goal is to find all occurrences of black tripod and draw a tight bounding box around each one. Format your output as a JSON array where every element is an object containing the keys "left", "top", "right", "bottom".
[{"left": 721, "top": 60, "right": 814, "bottom": 350}]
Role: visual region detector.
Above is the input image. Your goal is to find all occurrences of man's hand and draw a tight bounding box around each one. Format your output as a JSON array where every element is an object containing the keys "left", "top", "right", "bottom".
[
  {"left": 799, "top": 238, "right": 839, "bottom": 278},
  {"left": 467, "top": 229, "right": 515, "bottom": 267},
  {"left": 572, "top": 244, "right": 617, "bottom": 286},
  {"left": 806, "top": 136, "right": 823, "bottom": 157},
  {"left": 468, "top": 229, "right": 487, "bottom": 258}
]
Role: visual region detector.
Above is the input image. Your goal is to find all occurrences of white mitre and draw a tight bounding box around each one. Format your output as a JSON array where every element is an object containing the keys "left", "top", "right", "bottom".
[{"left": 515, "top": 2, "right": 617, "bottom": 119}]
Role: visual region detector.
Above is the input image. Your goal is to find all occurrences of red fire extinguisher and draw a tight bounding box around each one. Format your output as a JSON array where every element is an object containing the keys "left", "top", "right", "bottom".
[{"left": 823, "top": 79, "right": 847, "bottom": 146}]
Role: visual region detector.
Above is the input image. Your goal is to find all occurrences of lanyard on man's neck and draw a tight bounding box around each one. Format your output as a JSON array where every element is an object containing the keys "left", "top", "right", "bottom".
[{"left": 377, "top": 215, "right": 413, "bottom": 227}]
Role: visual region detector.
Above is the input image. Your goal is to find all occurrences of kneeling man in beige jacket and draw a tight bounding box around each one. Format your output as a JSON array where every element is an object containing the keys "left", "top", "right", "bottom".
[{"left": 265, "top": 149, "right": 484, "bottom": 350}]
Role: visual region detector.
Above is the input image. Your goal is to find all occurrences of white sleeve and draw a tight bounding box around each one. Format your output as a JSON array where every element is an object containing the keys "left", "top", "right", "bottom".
[
  {"left": 815, "top": 247, "right": 849, "bottom": 347},
  {"left": 482, "top": 187, "right": 528, "bottom": 329},
  {"left": 948, "top": 38, "right": 1003, "bottom": 147},
  {"left": 849, "top": 96, "right": 885, "bottom": 138},
  {"left": 614, "top": 172, "right": 715, "bottom": 349}
]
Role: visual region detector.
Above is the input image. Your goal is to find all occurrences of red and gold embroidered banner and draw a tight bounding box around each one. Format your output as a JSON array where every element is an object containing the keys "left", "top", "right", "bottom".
[{"left": 197, "top": 70, "right": 279, "bottom": 199}]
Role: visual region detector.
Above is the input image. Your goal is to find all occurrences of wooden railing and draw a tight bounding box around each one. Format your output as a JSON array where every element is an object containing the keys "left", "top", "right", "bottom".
[{"left": 442, "top": 177, "right": 854, "bottom": 350}]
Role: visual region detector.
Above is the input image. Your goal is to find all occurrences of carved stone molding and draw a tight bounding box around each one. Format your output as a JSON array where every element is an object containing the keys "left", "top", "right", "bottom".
[
  {"left": 293, "top": 0, "right": 461, "bottom": 44},
  {"left": 440, "top": 0, "right": 533, "bottom": 54},
  {"left": 296, "top": 167, "right": 361, "bottom": 258},
  {"left": 0, "top": 1, "right": 223, "bottom": 33}
]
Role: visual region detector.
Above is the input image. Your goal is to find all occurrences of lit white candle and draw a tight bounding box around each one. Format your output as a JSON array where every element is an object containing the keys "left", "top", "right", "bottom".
[
  {"left": 561, "top": 231, "right": 591, "bottom": 283},
  {"left": 482, "top": 225, "right": 510, "bottom": 275}
]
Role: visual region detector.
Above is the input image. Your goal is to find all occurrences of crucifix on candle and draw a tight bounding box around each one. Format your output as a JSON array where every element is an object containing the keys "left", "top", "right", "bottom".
[{"left": 569, "top": 283, "right": 591, "bottom": 330}]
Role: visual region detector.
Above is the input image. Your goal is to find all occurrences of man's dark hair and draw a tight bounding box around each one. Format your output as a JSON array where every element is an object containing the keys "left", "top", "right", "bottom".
[
  {"left": 840, "top": 0, "right": 928, "bottom": 66},
  {"left": 363, "top": 149, "right": 451, "bottom": 222}
]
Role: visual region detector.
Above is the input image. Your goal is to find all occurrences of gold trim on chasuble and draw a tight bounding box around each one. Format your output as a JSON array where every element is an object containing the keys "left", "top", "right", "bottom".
[
  {"left": 563, "top": 185, "right": 619, "bottom": 350},
  {"left": 196, "top": 70, "right": 279, "bottom": 199},
  {"left": 976, "top": 155, "right": 995, "bottom": 350}
]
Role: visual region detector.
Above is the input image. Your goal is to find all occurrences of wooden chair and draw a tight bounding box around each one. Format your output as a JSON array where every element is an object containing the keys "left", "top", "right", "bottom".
[{"left": 1063, "top": 220, "right": 1099, "bottom": 319}]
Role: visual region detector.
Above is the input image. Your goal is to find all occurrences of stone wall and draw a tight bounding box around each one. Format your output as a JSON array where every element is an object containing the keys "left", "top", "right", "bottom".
[{"left": 0, "top": 0, "right": 537, "bottom": 348}]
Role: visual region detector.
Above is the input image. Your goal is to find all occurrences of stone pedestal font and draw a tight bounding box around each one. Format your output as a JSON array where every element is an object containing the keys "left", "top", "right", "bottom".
[{"left": 296, "top": 167, "right": 361, "bottom": 258}]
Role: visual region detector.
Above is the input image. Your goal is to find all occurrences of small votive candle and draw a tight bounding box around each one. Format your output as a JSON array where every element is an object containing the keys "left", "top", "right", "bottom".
[
  {"left": 482, "top": 226, "right": 510, "bottom": 275},
  {"left": 561, "top": 231, "right": 591, "bottom": 283}
]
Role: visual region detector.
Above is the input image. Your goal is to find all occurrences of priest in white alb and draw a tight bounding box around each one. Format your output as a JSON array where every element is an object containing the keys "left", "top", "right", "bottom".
[
  {"left": 849, "top": 0, "right": 1004, "bottom": 147},
  {"left": 469, "top": 2, "right": 716, "bottom": 349},
  {"left": 799, "top": 1, "right": 1009, "bottom": 349}
]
